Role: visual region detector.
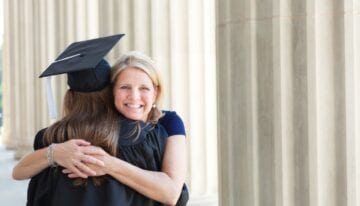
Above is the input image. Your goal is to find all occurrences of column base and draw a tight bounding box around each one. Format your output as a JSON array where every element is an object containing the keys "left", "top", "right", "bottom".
[{"left": 14, "top": 144, "right": 33, "bottom": 160}]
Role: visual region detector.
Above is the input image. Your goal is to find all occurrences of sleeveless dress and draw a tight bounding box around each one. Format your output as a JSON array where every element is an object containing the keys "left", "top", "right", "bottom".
[{"left": 26, "top": 111, "right": 189, "bottom": 206}]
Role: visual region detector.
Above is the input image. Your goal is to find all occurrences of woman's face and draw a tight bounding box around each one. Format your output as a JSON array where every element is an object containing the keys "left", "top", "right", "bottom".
[{"left": 113, "top": 67, "right": 157, "bottom": 122}]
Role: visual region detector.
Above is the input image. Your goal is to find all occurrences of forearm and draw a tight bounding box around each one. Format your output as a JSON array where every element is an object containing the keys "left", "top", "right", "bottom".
[
  {"left": 13, "top": 138, "right": 108, "bottom": 181},
  {"left": 107, "top": 136, "right": 187, "bottom": 205},
  {"left": 107, "top": 157, "right": 182, "bottom": 205},
  {"left": 12, "top": 147, "right": 49, "bottom": 180}
]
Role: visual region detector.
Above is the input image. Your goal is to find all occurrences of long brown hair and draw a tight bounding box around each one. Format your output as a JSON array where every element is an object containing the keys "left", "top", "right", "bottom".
[{"left": 44, "top": 85, "right": 119, "bottom": 186}]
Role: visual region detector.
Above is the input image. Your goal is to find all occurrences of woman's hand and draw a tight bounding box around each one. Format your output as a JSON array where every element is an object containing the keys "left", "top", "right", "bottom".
[
  {"left": 53, "top": 139, "right": 107, "bottom": 178},
  {"left": 12, "top": 139, "right": 106, "bottom": 180},
  {"left": 62, "top": 147, "right": 113, "bottom": 178}
]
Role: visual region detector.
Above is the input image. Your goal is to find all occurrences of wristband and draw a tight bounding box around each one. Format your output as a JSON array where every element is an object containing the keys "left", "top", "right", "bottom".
[{"left": 47, "top": 143, "right": 58, "bottom": 167}]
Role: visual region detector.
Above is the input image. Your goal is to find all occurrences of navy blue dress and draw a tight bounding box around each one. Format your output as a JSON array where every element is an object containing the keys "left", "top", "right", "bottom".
[{"left": 26, "top": 111, "right": 189, "bottom": 206}]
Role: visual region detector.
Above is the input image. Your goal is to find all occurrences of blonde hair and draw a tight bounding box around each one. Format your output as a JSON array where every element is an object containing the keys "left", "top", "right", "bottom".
[{"left": 111, "top": 51, "right": 164, "bottom": 123}]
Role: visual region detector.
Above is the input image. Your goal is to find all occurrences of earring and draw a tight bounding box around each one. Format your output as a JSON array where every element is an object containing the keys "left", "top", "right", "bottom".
[{"left": 152, "top": 104, "right": 156, "bottom": 108}]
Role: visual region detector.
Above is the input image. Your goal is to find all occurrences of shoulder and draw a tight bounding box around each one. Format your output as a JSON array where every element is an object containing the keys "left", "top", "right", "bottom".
[
  {"left": 158, "top": 110, "right": 186, "bottom": 136},
  {"left": 159, "top": 111, "right": 184, "bottom": 126}
]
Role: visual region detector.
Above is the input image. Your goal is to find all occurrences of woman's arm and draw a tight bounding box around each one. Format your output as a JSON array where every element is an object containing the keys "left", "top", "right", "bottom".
[
  {"left": 12, "top": 147, "right": 49, "bottom": 180},
  {"left": 64, "top": 135, "right": 187, "bottom": 205},
  {"left": 12, "top": 139, "right": 106, "bottom": 180},
  {"left": 109, "top": 135, "right": 186, "bottom": 205}
]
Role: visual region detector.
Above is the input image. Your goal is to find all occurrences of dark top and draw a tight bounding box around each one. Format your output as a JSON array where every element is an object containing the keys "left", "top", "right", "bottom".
[
  {"left": 26, "top": 111, "right": 188, "bottom": 206},
  {"left": 158, "top": 111, "right": 186, "bottom": 136}
]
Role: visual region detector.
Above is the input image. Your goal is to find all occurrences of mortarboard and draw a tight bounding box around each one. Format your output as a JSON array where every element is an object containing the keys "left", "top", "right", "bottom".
[
  {"left": 40, "top": 34, "right": 125, "bottom": 92},
  {"left": 40, "top": 34, "right": 124, "bottom": 120}
]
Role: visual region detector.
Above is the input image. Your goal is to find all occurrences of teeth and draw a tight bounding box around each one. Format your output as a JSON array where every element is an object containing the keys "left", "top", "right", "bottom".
[{"left": 126, "top": 104, "right": 142, "bottom": 108}]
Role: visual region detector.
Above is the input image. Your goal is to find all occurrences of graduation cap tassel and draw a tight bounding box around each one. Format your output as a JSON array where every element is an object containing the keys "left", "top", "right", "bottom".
[{"left": 46, "top": 77, "right": 58, "bottom": 121}]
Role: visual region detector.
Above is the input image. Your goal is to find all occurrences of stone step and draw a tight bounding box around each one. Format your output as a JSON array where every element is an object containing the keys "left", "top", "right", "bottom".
[{"left": 0, "top": 144, "right": 29, "bottom": 206}]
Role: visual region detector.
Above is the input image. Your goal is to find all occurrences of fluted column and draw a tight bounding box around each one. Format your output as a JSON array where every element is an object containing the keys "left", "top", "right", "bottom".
[
  {"left": 3, "top": 0, "right": 104, "bottom": 158},
  {"left": 217, "top": 0, "right": 360, "bottom": 206},
  {"left": 2, "top": 0, "right": 14, "bottom": 147},
  {"left": 3, "top": 0, "right": 39, "bottom": 158}
]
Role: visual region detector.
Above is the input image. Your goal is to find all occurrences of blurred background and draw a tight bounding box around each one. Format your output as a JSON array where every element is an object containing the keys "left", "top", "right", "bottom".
[
  {"left": 1, "top": 0, "right": 360, "bottom": 206},
  {"left": 0, "top": 0, "right": 3, "bottom": 127}
]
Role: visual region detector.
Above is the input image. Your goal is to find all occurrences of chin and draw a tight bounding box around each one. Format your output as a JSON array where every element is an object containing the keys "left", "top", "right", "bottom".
[{"left": 123, "top": 114, "right": 143, "bottom": 121}]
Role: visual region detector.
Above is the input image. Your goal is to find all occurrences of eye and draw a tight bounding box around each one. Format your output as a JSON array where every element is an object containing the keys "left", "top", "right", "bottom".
[
  {"left": 119, "top": 85, "right": 130, "bottom": 90},
  {"left": 140, "top": 86, "right": 150, "bottom": 91}
]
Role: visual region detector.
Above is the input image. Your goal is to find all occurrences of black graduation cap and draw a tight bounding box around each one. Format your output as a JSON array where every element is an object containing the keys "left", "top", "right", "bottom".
[{"left": 40, "top": 34, "right": 124, "bottom": 92}]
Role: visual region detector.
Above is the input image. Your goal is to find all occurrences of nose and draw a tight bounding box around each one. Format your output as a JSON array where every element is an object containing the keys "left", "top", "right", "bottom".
[{"left": 128, "top": 88, "right": 140, "bottom": 100}]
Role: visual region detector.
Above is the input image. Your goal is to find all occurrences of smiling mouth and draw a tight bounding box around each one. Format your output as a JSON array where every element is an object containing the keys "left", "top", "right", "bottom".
[{"left": 125, "top": 103, "right": 143, "bottom": 109}]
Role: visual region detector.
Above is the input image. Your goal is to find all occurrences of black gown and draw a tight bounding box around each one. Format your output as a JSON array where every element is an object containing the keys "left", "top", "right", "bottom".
[{"left": 26, "top": 118, "right": 188, "bottom": 206}]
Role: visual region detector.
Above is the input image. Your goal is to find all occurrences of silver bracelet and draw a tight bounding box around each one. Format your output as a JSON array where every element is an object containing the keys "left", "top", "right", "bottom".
[{"left": 47, "top": 143, "right": 58, "bottom": 167}]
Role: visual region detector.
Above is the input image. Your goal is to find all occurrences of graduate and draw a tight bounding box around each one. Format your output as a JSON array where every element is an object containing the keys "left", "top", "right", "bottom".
[{"left": 12, "top": 35, "right": 188, "bottom": 206}]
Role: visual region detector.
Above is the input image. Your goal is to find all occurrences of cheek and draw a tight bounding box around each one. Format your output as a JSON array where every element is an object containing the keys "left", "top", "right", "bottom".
[
  {"left": 143, "top": 93, "right": 156, "bottom": 103},
  {"left": 113, "top": 92, "right": 124, "bottom": 106}
]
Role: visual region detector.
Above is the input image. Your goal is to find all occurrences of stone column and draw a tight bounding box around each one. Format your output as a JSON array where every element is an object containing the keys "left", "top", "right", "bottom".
[
  {"left": 216, "top": 0, "right": 360, "bottom": 206},
  {"left": 3, "top": 0, "right": 39, "bottom": 158}
]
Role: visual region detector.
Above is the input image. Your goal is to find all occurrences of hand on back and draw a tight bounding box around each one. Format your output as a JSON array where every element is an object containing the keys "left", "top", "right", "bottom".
[{"left": 53, "top": 139, "right": 107, "bottom": 178}]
